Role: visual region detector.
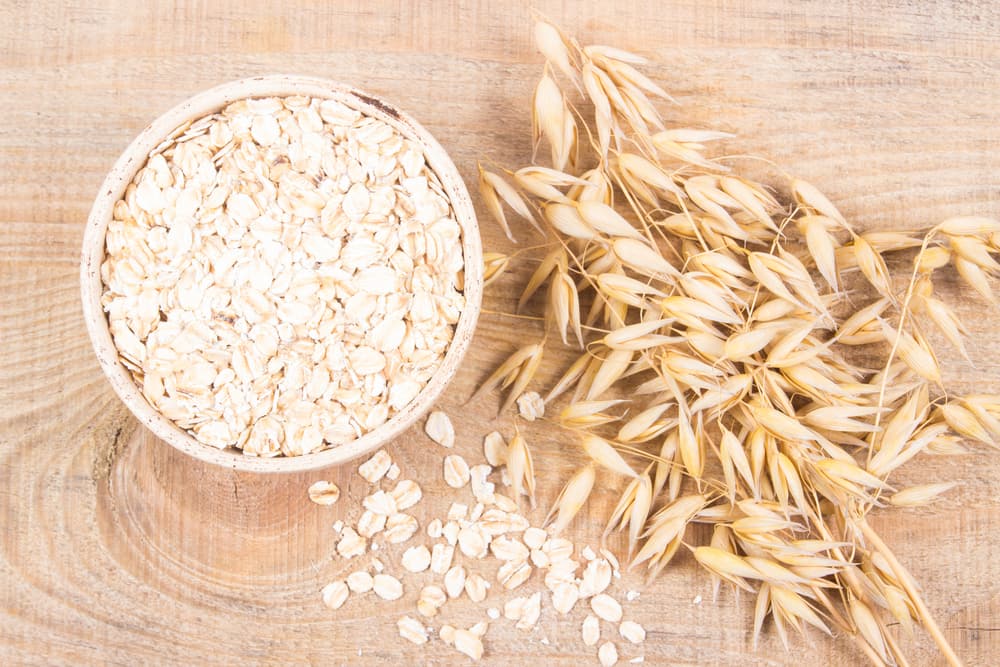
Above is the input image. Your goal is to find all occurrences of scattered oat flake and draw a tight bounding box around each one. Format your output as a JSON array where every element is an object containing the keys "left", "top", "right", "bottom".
[
  {"left": 598, "top": 641, "right": 619, "bottom": 667},
  {"left": 384, "top": 513, "right": 419, "bottom": 543},
  {"left": 579, "top": 559, "right": 612, "bottom": 598},
  {"left": 445, "top": 565, "right": 467, "bottom": 598},
  {"left": 516, "top": 391, "right": 545, "bottom": 420},
  {"left": 373, "top": 574, "right": 403, "bottom": 600},
  {"left": 417, "top": 584, "right": 446, "bottom": 617},
  {"left": 498, "top": 560, "right": 533, "bottom": 590},
  {"left": 504, "top": 596, "right": 526, "bottom": 620},
  {"left": 469, "top": 620, "right": 489, "bottom": 638},
  {"left": 444, "top": 454, "right": 472, "bottom": 488},
  {"left": 600, "top": 548, "right": 620, "bottom": 573},
  {"left": 337, "top": 527, "right": 366, "bottom": 559},
  {"left": 397, "top": 616, "right": 428, "bottom": 645},
  {"left": 454, "top": 629, "right": 484, "bottom": 661},
  {"left": 358, "top": 449, "right": 392, "bottom": 483},
  {"left": 431, "top": 543, "right": 455, "bottom": 574},
  {"left": 516, "top": 592, "right": 542, "bottom": 631},
  {"left": 484, "top": 431, "right": 508, "bottom": 466},
  {"left": 582, "top": 614, "right": 600, "bottom": 646},
  {"left": 522, "top": 527, "right": 547, "bottom": 550},
  {"left": 470, "top": 464, "right": 496, "bottom": 503},
  {"left": 487, "top": 607, "right": 501, "bottom": 620},
  {"left": 443, "top": 520, "right": 460, "bottom": 545},
  {"left": 386, "top": 463, "right": 401, "bottom": 480},
  {"left": 357, "top": 510, "right": 387, "bottom": 538},
  {"left": 490, "top": 536, "right": 529, "bottom": 562},
  {"left": 425, "top": 411, "right": 455, "bottom": 447},
  {"left": 544, "top": 559, "right": 578, "bottom": 591},
  {"left": 459, "top": 525, "right": 489, "bottom": 558},
  {"left": 626, "top": 590, "right": 640, "bottom": 602},
  {"left": 629, "top": 658, "right": 644, "bottom": 664},
  {"left": 552, "top": 582, "right": 580, "bottom": 614},
  {"left": 591, "top": 594, "right": 623, "bottom": 622},
  {"left": 543, "top": 538, "right": 574, "bottom": 562},
  {"left": 530, "top": 548, "right": 550, "bottom": 568},
  {"left": 308, "top": 480, "right": 341, "bottom": 505},
  {"left": 466, "top": 574, "right": 490, "bottom": 602},
  {"left": 402, "top": 545, "right": 431, "bottom": 573},
  {"left": 391, "top": 479, "right": 423, "bottom": 510},
  {"left": 347, "top": 571, "right": 374, "bottom": 593},
  {"left": 321, "top": 581, "right": 349, "bottom": 610},
  {"left": 693, "top": 595, "right": 702, "bottom": 605},
  {"left": 363, "top": 489, "right": 397, "bottom": 516},
  {"left": 493, "top": 493, "right": 518, "bottom": 513},
  {"left": 448, "top": 502, "right": 469, "bottom": 521},
  {"left": 619, "top": 620, "right": 646, "bottom": 644}
]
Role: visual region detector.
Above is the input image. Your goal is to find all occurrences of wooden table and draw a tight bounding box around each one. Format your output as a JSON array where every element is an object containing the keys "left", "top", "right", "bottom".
[{"left": 2, "top": 1, "right": 999, "bottom": 665}]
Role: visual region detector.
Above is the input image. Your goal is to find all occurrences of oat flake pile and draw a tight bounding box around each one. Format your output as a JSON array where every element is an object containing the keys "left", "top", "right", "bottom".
[{"left": 101, "top": 96, "right": 465, "bottom": 456}]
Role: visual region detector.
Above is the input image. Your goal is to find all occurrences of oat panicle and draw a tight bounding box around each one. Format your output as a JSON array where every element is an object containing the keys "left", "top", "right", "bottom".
[{"left": 473, "top": 18, "right": 1000, "bottom": 666}]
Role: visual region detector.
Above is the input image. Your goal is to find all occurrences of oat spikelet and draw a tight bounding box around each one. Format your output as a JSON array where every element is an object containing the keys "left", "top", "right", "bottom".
[
  {"left": 605, "top": 471, "right": 653, "bottom": 557},
  {"left": 797, "top": 215, "right": 841, "bottom": 291},
  {"left": 545, "top": 464, "right": 596, "bottom": 534},
  {"left": 473, "top": 343, "right": 544, "bottom": 414},
  {"left": 549, "top": 270, "right": 583, "bottom": 347},
  {"left": 792, "top": 178, "right": 847, "bottom": 227},
  {"left": 483, "top": 252, "right": 510, "bottom": 287},
  {"left": 853, "top": 236, "right": 896, "bottom": 303},
  {"left": 692, "top": 546, "right": 758, "bottom": 592},
  {"left": 849, "top": 597, "right": 891, "bottom": 664},
  {"left": 507, "top": 429, "right": 536, "bottom": 507},
  {"left": 889, "top": 482, "right": 957, "bottom": 507},
  {"left": 486, "top": 167, "right": 541, "bottom": 233},
  {"left": 478, "top": 164, "right": 516, "bottom": 242},
  {"left": 581, "top": 434, "right": 637, "bottom": 477},
  {"left": 534, "top": 20, "right": 577, "bottom": 85},
  {"left": 581, "top": 62, "right": 615, "bottom": 158},
  {"left": 918, "top": 293, "right": 970, "bottom": 360},
  {"left": 577, "top": 200, "right": 646, "bottom": 241},
  {"left": 519, "top": 247, "right": 566, "bottom": 311},
  {"left": 612, "top": 237, "right": 679, "bottom": 280},
  {"left": 534, "top": 72, "right": 572, "bottom": 170},
  {"left": 586, "top": 349, "right": 634, "bottom": 399}
]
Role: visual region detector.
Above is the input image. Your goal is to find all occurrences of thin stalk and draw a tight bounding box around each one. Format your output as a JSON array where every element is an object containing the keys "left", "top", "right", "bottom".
[{"left": 857, "top": 518, "right": 962, "bottom": 667}]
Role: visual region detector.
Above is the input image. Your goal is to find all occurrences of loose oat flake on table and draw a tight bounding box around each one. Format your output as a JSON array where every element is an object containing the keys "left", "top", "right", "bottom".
[
  {"left": 101, "top": 95, "right": 465, "bottom": 456},
  {"left": 315, "top": 415, "right": 646, "bottom": 665}
]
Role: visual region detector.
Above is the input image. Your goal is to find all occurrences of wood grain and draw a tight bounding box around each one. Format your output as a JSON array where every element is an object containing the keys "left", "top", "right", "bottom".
[{"left": 2, "top": 1, "right": 999, "bottom": 665}]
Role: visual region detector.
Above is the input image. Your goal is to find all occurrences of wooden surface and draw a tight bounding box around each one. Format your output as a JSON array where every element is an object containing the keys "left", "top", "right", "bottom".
[{"left": 2, "top": 1, "right": 999, "bottom": 665}]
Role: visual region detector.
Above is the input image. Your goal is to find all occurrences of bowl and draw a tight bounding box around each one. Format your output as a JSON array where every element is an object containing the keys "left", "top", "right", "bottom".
[{"left": 81, "top": 75, "right": 482, "bottom": 473}]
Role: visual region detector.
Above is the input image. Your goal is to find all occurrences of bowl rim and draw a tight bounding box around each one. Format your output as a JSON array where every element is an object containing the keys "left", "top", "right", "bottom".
[{"left": 80, "top": 74, "right": 482, "bottom": 473}]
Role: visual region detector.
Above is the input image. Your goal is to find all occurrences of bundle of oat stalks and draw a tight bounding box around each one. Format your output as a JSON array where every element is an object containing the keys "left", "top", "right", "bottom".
[{"left": 476, "top": 18, "right": 1000, "bottom": 666}]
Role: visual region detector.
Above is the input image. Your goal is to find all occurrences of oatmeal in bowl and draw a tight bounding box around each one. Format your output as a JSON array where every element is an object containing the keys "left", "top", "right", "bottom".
[{"left": 81, "top": 76, "right": 482, "bottom": 472}]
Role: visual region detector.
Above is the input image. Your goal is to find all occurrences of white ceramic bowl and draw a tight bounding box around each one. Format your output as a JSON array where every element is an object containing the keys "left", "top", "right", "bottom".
[{"left": 81, "top": 75, "right": 482, "bottom": 473}]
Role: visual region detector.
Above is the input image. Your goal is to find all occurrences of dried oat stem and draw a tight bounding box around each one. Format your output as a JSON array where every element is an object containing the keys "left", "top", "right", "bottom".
[{"left": 857, "top": 518, "right": 962, "bottom": 667}]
